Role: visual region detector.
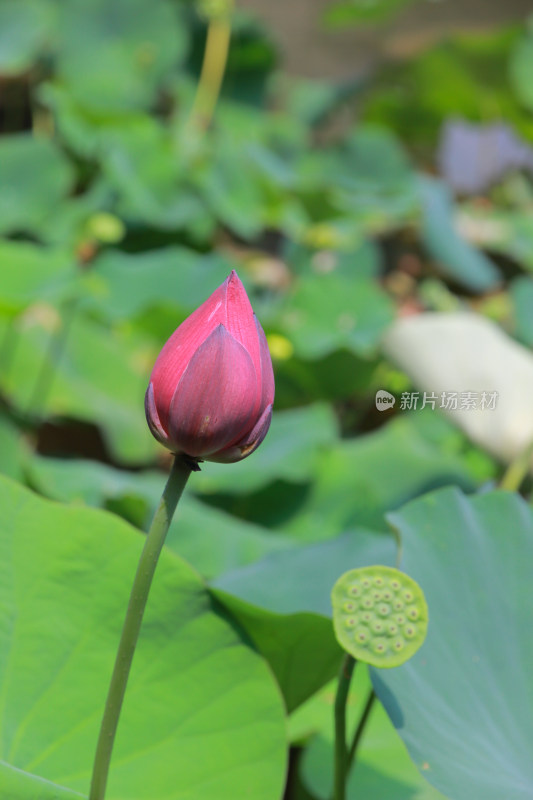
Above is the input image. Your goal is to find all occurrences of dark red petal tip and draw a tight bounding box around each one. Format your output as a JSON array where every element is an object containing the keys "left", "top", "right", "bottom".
[
  {"left": 144, "top": 382, "right": 170, "bottom": 447},
  {"left": 209, "top": 403, "right": 273, "bottom": 463}
]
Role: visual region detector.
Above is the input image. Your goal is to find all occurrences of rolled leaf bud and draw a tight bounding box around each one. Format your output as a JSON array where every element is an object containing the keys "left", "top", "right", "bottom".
[{"left": 145, "top": 270, "right": 274, "bottom": 464}]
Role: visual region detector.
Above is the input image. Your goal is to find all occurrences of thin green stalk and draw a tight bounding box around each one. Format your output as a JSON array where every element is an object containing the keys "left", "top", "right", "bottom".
[
  {"left": 26, "top": 299, "right": 77, "bottom": 419},
  {"left": 333, "top": 653, "right": 356, "bottom": 800},
  {"left": 88, "top": 455, "right": 194, "bottom": 800},
  {"left": 499, "top": 439, "right": 533, "bottom": 492},
  {"left": 347, "top": 688, "right": 376, "bottom": 770},
  {"left": 188, "top": 2, "right": 233, "bottom": 131}
]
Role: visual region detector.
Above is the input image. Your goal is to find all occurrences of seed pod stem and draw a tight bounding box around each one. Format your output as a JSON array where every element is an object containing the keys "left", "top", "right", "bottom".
[
  {"left": 333, "top": 653, "right": 356, "bottom": 800},
  {"left": 347, "top": 688, "right": 376, "bottom": 770}
]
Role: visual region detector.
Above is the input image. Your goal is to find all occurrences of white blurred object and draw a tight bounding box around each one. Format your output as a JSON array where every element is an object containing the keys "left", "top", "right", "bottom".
[{"left": 383, "top": 312, "right": 533, "bottom": 464}]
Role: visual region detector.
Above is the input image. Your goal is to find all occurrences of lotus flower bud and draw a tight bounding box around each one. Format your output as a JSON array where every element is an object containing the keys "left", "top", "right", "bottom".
[{"left": 145, "top": 270, "right": 274, "bottom": 465}]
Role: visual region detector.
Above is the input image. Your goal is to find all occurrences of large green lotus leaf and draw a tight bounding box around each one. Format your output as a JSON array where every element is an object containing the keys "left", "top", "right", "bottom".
[
  {"left": 38, "top": 93, "right": 209, "bottom": 234},
  {"left": 214, "top": 528, "right": 395, "bottom": 616},
  {"left": 41, "top": 182, "right": 119, "bottom": 250},
  {"left": 0, "top": 761, "right": 83, "bottom": 800},
  {"left": 277, "top": 272, "right": 393, "bottom": 359},
  {"left": 54, "top": 0, "right": 187, "bottom": 112},
  {"left": 371, "top": 487, "right": 533, "bottom": 800},
  {"left": 212, "top": 528, "right": 395, "bottom": 712},
  {"left": 286, "top": 239, "right": 381, "bottom": 279},
  {"left": 193, "top": 140, "right": 266, "bottom": 239},
  {"left": 206, "top": 106, "right": 307, "bottom": 239},
  {"left": 281, "top": 415, "right": 476, "bottom": 539},
  {"left": 0, "top": 241, "right": 76, "bottom": 315},
  {"left": 419, "top": 176, "right": 501, "bottom": 292},
  {"left": 0, "top": 475, "right": 287, "bottom": 800},
  {"left": 167, "top": 495, "right": 293, "bottom": 580},
  {"left": 0, "top": 135, "right": 74, "bottom": 237},
  {"left": 295, "top": 125, "right": 418, "bottom": 235},
  {"left": 0, "top": 312, "right": 156, "bottom": 463},
  {"left": 40, "top": 85, "right": 154, "bottom": 159},
  {"left": 219, "top": 599, "right": 342, "bottom": 716},
  {"left": 0, "top": 0, "right": 54, "bottom": 75},
  {"left": 331, "top": 127, "right": 418, "bottom": 229},
  {"left": 0, "top": 416, "right": 27, "bottom": 481},
  {"left": 195, "top": 404, "right": 339, "bottom": 496},
  {"left": 215, "top": 96, "right": 306, "bottom": 153},
  {"left": 86, "top": 247, "right": 232, "bottom": 323},
  {"left": 295, "top": 670, "right": 445, "bottom": 800},
  {"left": 26, "top": 455, "right": 293, "bottom": 580},
  {"left": 197, "top": 478, "right": 314, "bottom": 531},
  {"left": 101, "top": 121, "right": 212, "bottom": 234},
  {"left": 25, "top": 456, "right": 163, "bottom": 514}
]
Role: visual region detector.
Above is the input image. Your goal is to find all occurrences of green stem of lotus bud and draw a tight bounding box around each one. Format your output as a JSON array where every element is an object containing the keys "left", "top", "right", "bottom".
[
  {"left": 188, "top": 0, "right": 233, "bottom": 131},
  {"left": 333, "top": 653, "right": 356, "bottom": 800},
  {"left": 88, "top": 455, "right": 193, "bottom": 800},
  {"left": 347, "top": 688, "right": 376, "bottom": 770}
]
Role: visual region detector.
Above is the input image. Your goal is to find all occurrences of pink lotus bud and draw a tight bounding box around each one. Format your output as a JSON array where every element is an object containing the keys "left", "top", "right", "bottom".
[{"left": 145, "top": 270, "right": 274, "bottom": 465}]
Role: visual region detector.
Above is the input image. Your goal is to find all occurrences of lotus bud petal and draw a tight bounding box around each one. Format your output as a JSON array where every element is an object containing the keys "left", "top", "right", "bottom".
[{"left": 145, "top": 270, "right": 275, "bottom": 464}]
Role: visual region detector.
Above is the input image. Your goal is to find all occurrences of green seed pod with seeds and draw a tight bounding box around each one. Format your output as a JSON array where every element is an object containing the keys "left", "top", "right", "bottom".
[{"left": 331, "top": 565, "right": 428, "bottom": 668}]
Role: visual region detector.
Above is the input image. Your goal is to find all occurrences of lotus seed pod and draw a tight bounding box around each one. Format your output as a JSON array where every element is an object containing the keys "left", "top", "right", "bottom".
[
  {"left": 355, "top": 628, "right": 369, "bottom": 644},
  {"left": 331, "top": 565, "right": 428, "bottom": 668}
]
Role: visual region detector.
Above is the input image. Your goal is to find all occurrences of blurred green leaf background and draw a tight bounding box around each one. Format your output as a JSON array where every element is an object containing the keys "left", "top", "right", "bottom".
[{"left": 1, "top": 0, "right": 533, "bottom": 798}]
